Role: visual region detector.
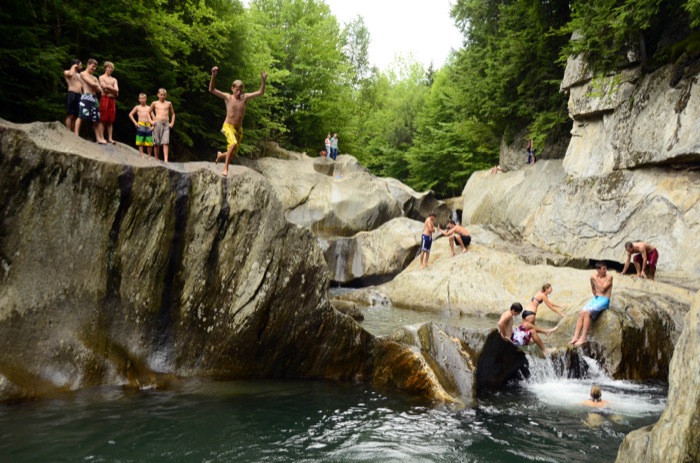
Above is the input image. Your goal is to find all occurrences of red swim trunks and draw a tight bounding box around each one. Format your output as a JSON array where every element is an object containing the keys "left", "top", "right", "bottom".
[
  {"left": 100, "top": 95, "right": 116, "bottom": 123},
  {"left": 634, "top": 248, "right": 659, "bottom": 269}
]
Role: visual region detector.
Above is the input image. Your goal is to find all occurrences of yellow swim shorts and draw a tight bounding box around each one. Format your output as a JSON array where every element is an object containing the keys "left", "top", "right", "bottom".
[{"left": 221, "top": 123, "right": 243, "bottom": 151}]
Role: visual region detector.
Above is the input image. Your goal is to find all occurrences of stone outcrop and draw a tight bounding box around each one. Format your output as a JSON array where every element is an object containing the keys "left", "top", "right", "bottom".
[
  {"left": 564, "top": 65, "right": 700, "bottom": 177},
  {"left": 0, "top": 120, "right": 453, "bottom": 403},
  {"left": 322, "top": 217, "right": 423, "bottom": 286},
  {"left": 498, "top": 128, "right": 569, "bottom": 173},
  {"left": 238, "top": 155, "right": 450, "bottom": 237},
  {"left": 461, "top": 160, "right": 700, "bottom": 280},
  {"left": 336, "top": 236, "right": 694, "bottom": 379},
  {"left": 615, "top": 291, "right": 700, "bottom": 463}
]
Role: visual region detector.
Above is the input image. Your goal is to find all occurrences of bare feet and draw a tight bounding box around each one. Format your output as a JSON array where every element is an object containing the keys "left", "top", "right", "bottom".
[
  {"left": 462, "top": 248, "right": 468, "bottom": 253},
  {"left": 109, "top": 139, "right": 116, "bottom": 144},
  {"left": 546, "top": 326, "right": 559, "bottom": 336},
  {"left": 542, "top": 348, "right": 549, "bottom": 356},
  {"left": 451, "top": 252, "right": 456, "bottom": 257},
  {"left": 574, "top": 339, "right": 588, "bottom": 347},
  {"left": 97, "top": 140, "right": 107, "bottom": 145},
  {"left": 216, "top": 152, "right": 225, "bottom": 164},
  {"left": 222, "top": 170, "right": 228, "bottom": 178},
  {"left": 568, "top": 338, "right": 578, "bottom": 345},
  {"left": 420, "top": 264, "right": 425, "bottom": 269}
]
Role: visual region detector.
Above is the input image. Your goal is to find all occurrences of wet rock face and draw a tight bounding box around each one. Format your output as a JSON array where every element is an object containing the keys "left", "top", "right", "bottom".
[
  {"left": 0, "top": 120, "right": 380, "bottom": 400},
  {"left": 615, "top": 292, "right": 700, "bottom": 463}
]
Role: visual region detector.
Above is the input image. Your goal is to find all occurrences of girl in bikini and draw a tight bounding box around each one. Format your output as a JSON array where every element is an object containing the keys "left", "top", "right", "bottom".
[{"left": 522, "top": 283, "right": 566, "bottom": 324}]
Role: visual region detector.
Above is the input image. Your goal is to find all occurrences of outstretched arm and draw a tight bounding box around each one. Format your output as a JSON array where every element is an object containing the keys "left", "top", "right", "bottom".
[
  {"left": 209, "top": 66, "right": 228, "bottom": 100},
  {"left": 543, "top": 295, "right": 565, "bottom": 316},
  {"left": 246, "top": 71, "right": 267, "bottom": 99}
]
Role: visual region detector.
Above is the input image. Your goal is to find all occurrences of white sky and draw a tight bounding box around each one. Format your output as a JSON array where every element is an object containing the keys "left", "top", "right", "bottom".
[{"left": 326, "top": 0, "right": 464, "bottom": 71}]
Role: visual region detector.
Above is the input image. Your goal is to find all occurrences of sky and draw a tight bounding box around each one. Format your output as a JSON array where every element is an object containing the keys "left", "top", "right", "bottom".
[{"left": 326, "top": 0, "right": 464, "bottom": 71}]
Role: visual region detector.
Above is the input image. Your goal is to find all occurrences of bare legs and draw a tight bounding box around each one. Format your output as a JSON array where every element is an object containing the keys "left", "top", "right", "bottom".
[
  {"left": 569, "top": 310, "right": 592, "bottom": 346},
  {"left": 522, "top": 321, "right": 557, "bottom": 356},
  {"left": 65, "top": 115, "right": 76, "bottom": 132},
  {"left": 448, "top": 236, "right": 468, "bottom": 257},
  {"left": 216, "top": 142, "right": 237, "bottom": 177},
  {"left": 419, "top": 250, "right": 430, "bottom": 269},
  {"left": 101, "top": 122, "right": 115, "bottom": 144},
  {"left": 74, "top": 119, "right": 107, "bottom": 143}
]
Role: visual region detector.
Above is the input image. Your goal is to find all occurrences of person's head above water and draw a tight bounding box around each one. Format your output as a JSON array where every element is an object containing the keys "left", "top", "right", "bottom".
[{"left": 590, "top": 385, "right": 603, "bottom": 402}]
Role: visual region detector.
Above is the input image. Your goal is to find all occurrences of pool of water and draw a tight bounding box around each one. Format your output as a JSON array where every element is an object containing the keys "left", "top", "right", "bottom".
[{"left": 0, "top": 375, "right": 664, "bottom": 463}]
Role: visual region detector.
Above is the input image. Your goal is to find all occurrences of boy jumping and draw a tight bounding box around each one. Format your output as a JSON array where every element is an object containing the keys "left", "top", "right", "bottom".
[{"left": 208, "top": 66, "right": 267, "bottom": 177}]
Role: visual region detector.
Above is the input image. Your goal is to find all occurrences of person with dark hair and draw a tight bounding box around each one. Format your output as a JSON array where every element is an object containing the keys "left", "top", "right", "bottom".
[
  {"left": 621, "top": 241, "right": 659, "bottom": 280},
  {"left": 63, "top": 59, "right": 83, "bottom": 131},
  {"left": 498, "top": 302, "right": 557, "bottom": 356},
  {"left": 522, "top": 283, "right": 566, "bottom": 324},
  {"left": 419, "top": 212, "right": 437, "bottom": 269},
  {"left": 439, "top": 220, "right": 471, "bottom": 256},
  {"left": 582, "top": 385, "right": 609, "bottom": 408},
  {"left": 569, "top": 262, "right": 613, "bottom": 346},
  {"left": 75, "top": 58, "right": 107, "bottom": 144}
]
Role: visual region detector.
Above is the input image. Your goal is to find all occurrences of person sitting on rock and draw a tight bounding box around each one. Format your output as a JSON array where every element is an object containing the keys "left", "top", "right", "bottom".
[
  {"left": 439, "top": 220, "right": 471, "bottom": 256},
  {"left": 582, "top": 384, "right": 609, "bottom": 408},
  {"left": 620, "top": 241, "right": 658, "bottom": 281},
  {"left": 569, "top": 261, "right": 613, "bottom": 346},
  {"left": 419, "top": 212, "right": 437, "bottom": 269},
  {"left": 522, "top": 283, "right": 566, "bottom": 324},
  {"left": 498, "top": 302, "right": 557, "bottom": 356}
]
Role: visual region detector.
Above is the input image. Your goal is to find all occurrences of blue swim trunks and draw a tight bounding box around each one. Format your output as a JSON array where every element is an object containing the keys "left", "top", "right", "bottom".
[
  {"left": 583, "top": 296, "right": 610, "bottom": 320},
  {"left": 421, "top": 234, "right": 433, "bottom": 252}
]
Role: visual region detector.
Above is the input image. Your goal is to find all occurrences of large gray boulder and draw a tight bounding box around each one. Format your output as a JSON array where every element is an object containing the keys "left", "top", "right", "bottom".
[
  {"left": 461, "top": 160, "right": 700, "bottom": 279},
  {"left": 239, "top": 155, "right": 450, "bottom": 237},
  {"left": 0, "top": 120, "right": 455, "bottom": 403},
  {"left": 616, "top": 291, "right": 700, "bottom": 462}
]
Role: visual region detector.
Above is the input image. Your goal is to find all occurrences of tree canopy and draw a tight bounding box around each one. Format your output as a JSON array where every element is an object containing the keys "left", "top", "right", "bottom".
[{"left": 1, "top": 0, "right": 698, "bottom": 197}]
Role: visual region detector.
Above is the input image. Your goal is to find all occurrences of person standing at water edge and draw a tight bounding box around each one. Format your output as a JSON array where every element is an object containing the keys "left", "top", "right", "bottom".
[
  {"left": 497, "top": 302, "right": 557, "bottom": 356},
  {"left": 522, "top": 283, "right": 565, "bottom": 324},
  {"left": 209, "top": 66, "right": 267, "bottom": 177},
  {"left": 331, "top": 133, "right": 339, "bottom": 160},
  {"left": 569, "top": 261, "right": 613, "bottom": 346},
  {"left": 63, "top": 59, "right": 83, "bottom": 132},
  {"left": 98, "top": 61, "right": 119, "bottom": 144},
  {"left": 419, "top": 212, "right": 437, "bottom": 269},
  {"left": 150, "top": 88, "right": 176, "bottom": 162},
  {"left": 75, "top": 59, "right": 107, "bottom": 144},
  {"left": 620, "top": 241, "right": 659, "bottom": 280}
]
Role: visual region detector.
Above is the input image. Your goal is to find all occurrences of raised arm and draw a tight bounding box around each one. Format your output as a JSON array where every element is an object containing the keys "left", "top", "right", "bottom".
[
  {"left": 64, "top": 64, "right": 79, "bottom": 77},
  {"left": 208, "top": 66, "right": 228, "bottom": 100},
  {"left": 246, "top": 71, "right": 267, "bottom": 99}
]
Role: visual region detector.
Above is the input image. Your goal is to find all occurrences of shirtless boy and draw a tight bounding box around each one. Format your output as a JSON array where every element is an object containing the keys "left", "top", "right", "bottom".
[
  {"left": 128, "top": 93, "right": 155, "bottom": 158},
  {"left": 420, "top": 212, "right": 437, "bottom": 269},
  {"left": 74, "top": 59, "right": 107, "bottom": 144},
  {"left": 498, "top": 302, "right": 557, "bottom": 356},
  {"left": 209, "top": 66, "right": 267, "bottom": 177},
  {"left": 621, "top": 241, "right": 659, "bottom": 280},
  {"left": 440, "top": 220, "right": 471, "bottom": 256},
  {"left": 98, "top": 61, "right": 119, "bottom": 144},
  {"left": 569, "top": 262, "right": 613, "bottom": 346},
  {"left": 150, "top": 89, "right": 176, "bottom": 162},
  {"left": 63, "top": 59, "right": 83, "bottom": 131}
]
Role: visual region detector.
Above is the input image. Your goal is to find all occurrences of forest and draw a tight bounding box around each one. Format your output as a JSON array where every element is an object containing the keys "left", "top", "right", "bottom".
[{"left": 1, "top": 0, "right": 698, "bottom": 198}]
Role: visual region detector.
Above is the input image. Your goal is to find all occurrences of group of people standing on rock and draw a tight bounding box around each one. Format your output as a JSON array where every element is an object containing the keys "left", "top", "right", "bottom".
[
  {"left": 498, "top": 240, "right": 659, "bottom": 355},
  {"left": 323, "top": 133, "right": 339, "bottom": 160},
  {"left": 418, "top": 213, "right": 472, "bottom": 269},
  {"left": 64, "top": 59, "right": 269, "bottom": 176}
]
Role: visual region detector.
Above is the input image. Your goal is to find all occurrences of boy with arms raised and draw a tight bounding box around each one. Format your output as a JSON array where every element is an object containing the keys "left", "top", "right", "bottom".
[
  {"left": 63, "top": 59, "right": 82, "bottom": 131},
  {"left": 98, "top": 61, "right": 119, "bottom": 144},
  {"left": 498, "top": 302, "right": 557, "bottom": 356},
  {"left": 75, "top": 58, "right": 107, "bottom": 144},
  {"left": 209, "top": 66, "right": 267, "bottom": 177},
  {"left": 128, "top": 93, "right": 155, "bottom": 158},
  {"left": 150, "top": 89, "right": 176, "bottom": 162}
]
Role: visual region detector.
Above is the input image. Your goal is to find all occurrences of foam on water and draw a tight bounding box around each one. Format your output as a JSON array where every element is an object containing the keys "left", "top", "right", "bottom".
[{"left": 523, "top": 352, "right": 666, "bottom": 417}]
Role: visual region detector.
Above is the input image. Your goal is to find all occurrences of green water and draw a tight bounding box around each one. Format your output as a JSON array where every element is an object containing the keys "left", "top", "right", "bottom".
[{"left": 0, "top": 376, "right": 664, "bottom": 463}]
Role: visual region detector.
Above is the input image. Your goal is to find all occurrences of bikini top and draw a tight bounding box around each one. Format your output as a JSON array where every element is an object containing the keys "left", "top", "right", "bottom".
[{"left": 531, "top": 295, "right": 544, "bottom": 305}]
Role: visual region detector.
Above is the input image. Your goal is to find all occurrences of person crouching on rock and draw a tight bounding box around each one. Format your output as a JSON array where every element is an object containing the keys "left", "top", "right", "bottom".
[
  {"left": 419, "top": 212, "right": 437, "bottom": 269},
  {"left": 439, "top": 220, "right": 471, "bottom": 256},
  {"left": 620, "top": 241, "right": 659, "bottom": 281},
  {"left": 498, "top": 302, "right": 557, "bottom": 356}
]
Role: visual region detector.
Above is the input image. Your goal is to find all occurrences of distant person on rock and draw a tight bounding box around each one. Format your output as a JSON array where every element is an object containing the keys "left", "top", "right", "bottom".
[
  {"left": 620, "top": 241, "right": 658, "bottom": 281},
  {"left": 419, "top": 212, "right": 437, "bottom": 269},
  {"left": 569, "top": 262, "right": 613, "bottom": 346},
  {"left": 325, "top": 133, "right": 331, "bottom": 157},
  {"left": 98, "top": 61, "right": 119, "bottom": 144},
  {"left": 526, "top": 138, "right": 536, "bottom": 164},
  {"left": 150, "top": 88, "right": 176, "bottom": 162},
  {"left": 498, "top": 302, "right": 557, "bottom": 356},
  {"left": 209, "top": 66, "right": 267, "bottom": 177},
  {"left": 63, "top": 59, "right": 83, "bottom": 132},
  {"left": 128, "top": 93, "right": 155, "bottom": 158},
  {"left": 522, "top": 283, "right": 566, "bottom": 324},
  {"left": 439, "top": 220, "right": 471, "bottom": 256},
  {"left": 331, "top": 133, "right": 339, "bottom": 160},
  {"left": 74, "top": 58, "right": 107, "bottom": 144}
]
